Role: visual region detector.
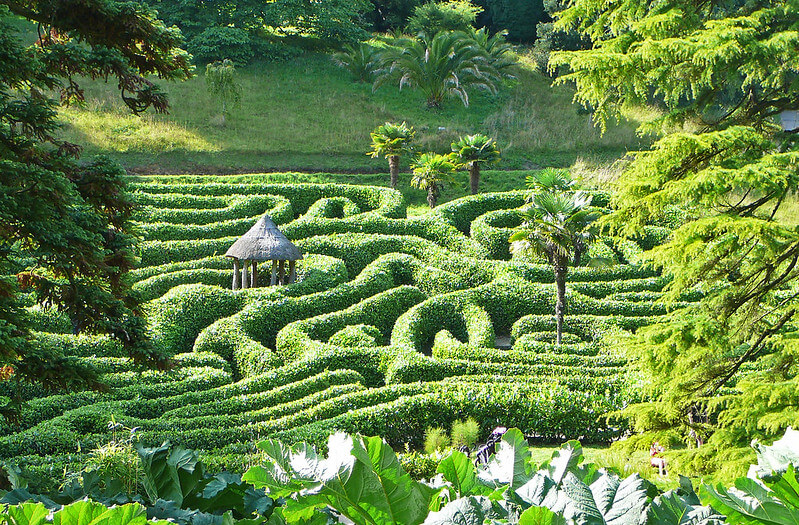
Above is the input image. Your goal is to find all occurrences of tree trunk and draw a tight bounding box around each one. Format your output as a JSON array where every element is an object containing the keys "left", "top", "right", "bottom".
[
  {"left": 427, "top": 186, "right": 437, "bottom": 208},
  {"left": 469, "top": 163, "right": 480, "bottom": 194},
  {"left": 554, "top": 263, "right": 567, "bottom": 345},
  {"left": 388, "top": 155, "right": 400, "bottom": 188}
]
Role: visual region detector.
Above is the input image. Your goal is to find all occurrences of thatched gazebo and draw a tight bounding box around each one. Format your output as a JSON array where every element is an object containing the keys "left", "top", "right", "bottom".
[{"left": 225, "top": 215, "right": 302, "bottom": 289}]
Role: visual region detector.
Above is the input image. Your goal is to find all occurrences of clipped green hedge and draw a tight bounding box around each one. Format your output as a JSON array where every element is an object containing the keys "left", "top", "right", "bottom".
[{"left": 273, "top": 379, "right": 623, "bottom": 449}]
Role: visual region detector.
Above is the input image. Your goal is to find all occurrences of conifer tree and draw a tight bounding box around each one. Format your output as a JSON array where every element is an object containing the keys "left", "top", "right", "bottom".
[
  {"left": 0, "top": 1, "right": 191, "bottom": 415},
  {"left": 551, "top": 0, "right": 799, "bottom": 446}
]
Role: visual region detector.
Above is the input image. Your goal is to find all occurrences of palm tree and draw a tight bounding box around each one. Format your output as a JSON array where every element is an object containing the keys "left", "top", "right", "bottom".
[
  {"left": 368, "top": 122, "right": 416, "bottom": 188},
  {"left": 461, "top": 27, "right": 518, "bottom": 80},
  {"left": 374, "top": 31, "right": 498, "bottom": 108},
  {"left": 509, "top": 191, "right": 599, "bottom": 344},
  {"left": 450, "top": 134, "right": 501, "bottom": 194},
  {"left": 332, "top": 41, "right": 379, "bottom": 82},
  {"left": 410, "top": 152, "right": 457, "bottom": 208},
  {"left": 525, "top": 167, "right": 575, "bottom": 192}
]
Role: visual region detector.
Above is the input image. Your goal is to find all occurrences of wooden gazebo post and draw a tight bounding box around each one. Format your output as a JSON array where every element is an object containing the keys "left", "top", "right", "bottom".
[{"left": 232, "top": 258, "right": 241, "bottom": 290}]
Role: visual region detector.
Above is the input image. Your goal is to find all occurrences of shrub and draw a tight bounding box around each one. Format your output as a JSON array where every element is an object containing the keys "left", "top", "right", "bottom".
[
  {"left": 451, "top": 417, "right": 479, "bottom": 448},
  {"left": 406, "top": 1, "right": 482, "bottom": 34},
  {"left": 424, "top": 427, "right": 451, "bottom": 454},
  {"left": 188, "top": 27, "right": 254, "bottom": 66},
  {"left": 328, "top": 324, "right": 384, "bottom": 347}
]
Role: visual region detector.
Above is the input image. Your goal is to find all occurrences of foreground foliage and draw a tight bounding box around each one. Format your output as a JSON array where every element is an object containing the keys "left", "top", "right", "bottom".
[{"left": 7, "top": 427, "right": 799, "bottom": 524}]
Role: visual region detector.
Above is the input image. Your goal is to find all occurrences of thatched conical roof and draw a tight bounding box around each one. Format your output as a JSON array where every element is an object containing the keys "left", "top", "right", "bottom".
[{"left": 225, "top": 216, "right": 303, "bottom": 261}]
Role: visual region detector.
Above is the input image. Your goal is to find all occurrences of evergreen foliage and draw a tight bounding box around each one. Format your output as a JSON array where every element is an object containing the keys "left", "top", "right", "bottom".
[
  {"left": 0, "top": 0, "right": 191, "bottom": 410},
  {"left": 510, "top": 190, "right": 601, "bottom": 344},
  {"left": 374, "top": 31, "right": 500, "bottom": 108},
  {"left": 551, "top": 0, "right": 799, "bottom": 446}
]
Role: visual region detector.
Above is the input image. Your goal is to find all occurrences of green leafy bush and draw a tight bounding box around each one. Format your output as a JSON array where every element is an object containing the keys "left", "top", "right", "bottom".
[
  {"left": 424, "top": 426, "right": 451, "bottom": 453},
  {"left": 406, "top": 1, "right": 482, "bottom": 34}
]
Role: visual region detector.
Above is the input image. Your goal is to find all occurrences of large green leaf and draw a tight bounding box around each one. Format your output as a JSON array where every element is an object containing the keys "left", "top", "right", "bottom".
[
  {"left": 84, "top": 504, "right": 148, "bottom": 525},
  {"left": 336, "top": 434, "right": 431, "bottom": 524},
  {"left": 518, "top": 505, "right": 567, "bottom": 525},
  {"left": 478, "top": 429, "right": 534, "bottom": 489},
  {"left": 702, "top": 477, "right": 799, "bottom": 525},
  {"left": 422, "top": 496, "right": 502, "bottom": 525},
  {"left": 52, "top": 501, "right": 108, "bottom": 525},
  {"left": 546, "top": 441, "right": 585, "bottom": 486},
  {"left": 646, "top": 489, "right": 726, "bottom": 525},
  {"left": 513, "top": 473, "right": 563, "bottom": 511},
  {"left": 437, "top": 451, "right": 480, "bottom": 498},
  {"left": 767, "top": 465, "right": 799, "bottom": 511},
  {"left": 3, "top": 503, "right": 50, "bottom": 525},
  {"left": 561, "top": 471, "right": 649, "bottom": 525},
  {"left": 138, "top": 443, "right": 205, "bottom": 507},
  {"left": 247, "top": 433, "right": 431, "bottom": 525},
  {"left": 751, "top": 428, "right": 799, "bottom": 479},
  {"left": 243, "top": 440, "right": 322, "bottom": 498}
]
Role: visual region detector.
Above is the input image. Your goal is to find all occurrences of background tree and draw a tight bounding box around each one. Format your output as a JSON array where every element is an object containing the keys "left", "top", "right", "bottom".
[
  {"left": 144, "top": 0, "right": 371, "bottom": 63},
  {"left": 550, "top": 0, "right": 799, "bottom": 451},
  {"left": 368, "top": 122, "right": 416, "bottom": 188},
  {"left": 0, "top": 2, "right": 191, "bottom": 411},
  {"left": 205, "top": 59, "right": 242, "bottom": 125},
  {"left": 410, "top": 152, "right": 457, "bottom": 207},
  {"left": 374, "top": 31, "right": 498, "bottom": 108},
  {"left": 510, "top": 191, "right": 599, "bottom": 344},
  {"left": 406, "top": 0, "right": 482, "bottom": 35},
  {"left": 450, "top": 134, "right": 501, "bottom": 194}
]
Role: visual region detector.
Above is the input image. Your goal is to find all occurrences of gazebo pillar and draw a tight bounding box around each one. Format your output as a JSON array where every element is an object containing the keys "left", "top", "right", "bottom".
[
  {"left": 271, "top": 260, "right": 278, "bottom": 286},
  {"left": 278, "top": 260, "right": 286, "bottom": 285},
  {"left": 252, "top": 262, "right": 258, "bottom": 288},
  {"left": 232, "top": 258, "right": 241, "bottom": 290},
  {"left": 242, "top": 260, "right": 249, "bottom": 289},
  {"left": 289, "top": 260, "right": 296, "bottom": 284}
]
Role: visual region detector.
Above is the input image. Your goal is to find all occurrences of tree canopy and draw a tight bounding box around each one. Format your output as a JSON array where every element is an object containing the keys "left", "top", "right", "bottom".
[
  {"left": 551, "top": 0, "right": 799, "bottom": 448},
  {"left": 0, "top": 1, "right": 191, "bottom": 412}
]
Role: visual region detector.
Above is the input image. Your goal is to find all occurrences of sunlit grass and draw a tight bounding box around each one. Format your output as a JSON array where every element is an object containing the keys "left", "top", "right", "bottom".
[{"left": 57, "top": 52, "right": 645, "bottom": 173}]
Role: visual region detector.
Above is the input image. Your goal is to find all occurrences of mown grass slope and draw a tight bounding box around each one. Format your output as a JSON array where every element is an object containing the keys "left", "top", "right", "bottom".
[{"left": 59, "top": 52, "right": 647, "bottom": 174}]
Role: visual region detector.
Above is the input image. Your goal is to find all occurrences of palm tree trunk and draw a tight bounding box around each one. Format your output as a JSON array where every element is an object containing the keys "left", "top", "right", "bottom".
[
  {"left": 554, "top": 263, "right": 567, "bottom": 345},
  {"left": 388, "top": 155, "right": 400, "bottom": 188},
  {"left": 427, "top": 186, "right": 437, "bottom": 208},
  {"left": 469, "top": 163, "right": 480, "bottom": 194}
]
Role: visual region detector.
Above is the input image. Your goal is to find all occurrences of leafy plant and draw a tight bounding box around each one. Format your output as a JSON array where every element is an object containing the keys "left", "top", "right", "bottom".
[
  {"left": 450, "top": 134, "right": 501, "bottom": 194},
  {"left": 243, "top": 432, "right": 434, "bottom": 524},
  {"left": 410, "top": 153, "right": 457, "bottom": 208},
  {"left": 461, "top": 27, "right": 518, "bottom": 79},
  {"left": 374, "top": 31, "right": 498, "bottom": 108},
  {"left": 450, "top": 417, "right": 479, "bottom": 449},
  {"left": 405, "top": 1, "right": 482, "bottom": 35},
  {"left": 85, "top": 419, "right": 141, "bottom": 495},
  {"left": 526, "top": 168, "right": 575, "bottom": 193},
  {"left": 205, "top": 59, "right": 242, "bottom": 125},
  {"left": 367, "top": 122, "right": 416, "bottom": 188},
  {"left": 424, "top": 427, "right": 451, "bottom": 454},
  {"left": 333, "top": 42, "right": 380, "bottom": 82}
]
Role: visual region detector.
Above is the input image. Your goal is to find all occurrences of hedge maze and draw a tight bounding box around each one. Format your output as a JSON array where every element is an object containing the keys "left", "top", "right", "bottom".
[{"left": 4, "top": 174, "right": 689, "bottom": 487}]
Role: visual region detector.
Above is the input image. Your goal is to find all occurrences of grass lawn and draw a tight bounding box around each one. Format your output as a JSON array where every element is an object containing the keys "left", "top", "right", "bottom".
[{"left": 58, "top": 50, "right": 648, "bottom": 175}]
